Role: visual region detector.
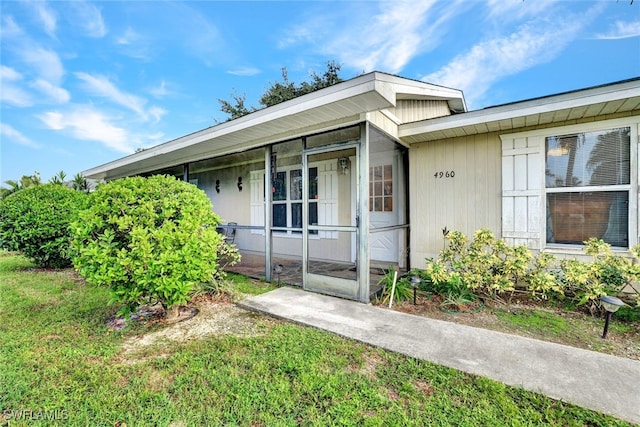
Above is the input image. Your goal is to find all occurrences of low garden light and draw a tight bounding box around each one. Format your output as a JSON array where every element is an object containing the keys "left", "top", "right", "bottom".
[
  {"left": 600, "top": 295, "right": 624, "bottom": 339},
  {"left": 410, "top": 276, "right": 422, "bottom": 305},
  {"left": 273, "top": 263, "right": 284, "bottom": 285}
]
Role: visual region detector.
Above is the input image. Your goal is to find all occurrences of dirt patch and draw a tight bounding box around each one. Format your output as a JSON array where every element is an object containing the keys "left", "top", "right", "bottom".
[{"left": 119, "top": 297, "right": 280, "bottom": 362}]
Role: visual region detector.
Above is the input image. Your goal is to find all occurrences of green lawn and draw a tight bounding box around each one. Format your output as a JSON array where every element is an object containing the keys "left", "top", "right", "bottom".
[{"left": 0, "top": 253, "right": 631, "bottom": 426}]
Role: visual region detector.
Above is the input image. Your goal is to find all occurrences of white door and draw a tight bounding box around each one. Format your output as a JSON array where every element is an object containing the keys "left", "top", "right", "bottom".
[{"left": 369, "top": 151, "right": 403, "bottom": 266}]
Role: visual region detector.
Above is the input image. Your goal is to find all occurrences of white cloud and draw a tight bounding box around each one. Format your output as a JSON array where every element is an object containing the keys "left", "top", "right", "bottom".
[
  {"left": 423, "top": 10, "right": 595, "bottom": 108},
  {"left": 486, "top": 0, "right": 554, "bottom": 22},
  {"left": 279, "top": 0, "right": 466, "bottom": 74},
  {"left": 116, "top": 27, "right": 138, "bottom": 45},
  {"left": 0, "top": 15, "right": 23, "bottom": 39},
  {"left": 227, "top": 67, "right": 262, "bottom": 77},
  {"left": 38, "top": 107, "right": 133, "bottom": 153},
  {"left": 0, "top": 123, "right": 41, "bottom": 148},
  {"left": 0, "top": 66, "right": 32, "bottom": 107},
  {"left": 72, "top": 1, "right": 107, "bottom": 38},
  {"left": 19, "top": 46, "right": 65, "bottom": 85},
  {"left": 114, "top": 27, "right": 152, "bottom": 60},
  {"left": 75, "top": 72, "right": 147, "bottom": 117},
  {"left": 34, "top": 2, "right": 57, "bottom": 38},
  {"left": 148, "top": 106, "right": 167, "bottom": 123},
  {"left": 596, "top": 20, "right": 640, "bottom": 40},
  {"left": 149, "top": 80, "right": 169, "bottom": 98},
  {"left": 30, "top": 79, "right": 70, "bottom": 104},
  {"left": 1, "top": 65, "right": 22, "bottom": 81}
]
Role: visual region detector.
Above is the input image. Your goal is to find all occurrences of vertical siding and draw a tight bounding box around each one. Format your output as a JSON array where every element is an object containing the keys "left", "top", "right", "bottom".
[
  {"left": 409, "top": 134, "right": 502, "bottom": 267},
  {"left": 391, "top": 100, "right": 451, "bottom": 123}
]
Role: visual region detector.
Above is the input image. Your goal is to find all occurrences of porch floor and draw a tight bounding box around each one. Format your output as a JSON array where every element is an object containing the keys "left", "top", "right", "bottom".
[{"left": 225, "top": 252, "right": 392, "bottom": 299}]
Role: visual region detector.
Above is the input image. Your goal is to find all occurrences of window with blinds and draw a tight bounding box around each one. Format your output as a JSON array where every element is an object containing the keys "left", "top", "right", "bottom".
[{"left": 545, "top": 127, "right": 630, "bottom": 247}]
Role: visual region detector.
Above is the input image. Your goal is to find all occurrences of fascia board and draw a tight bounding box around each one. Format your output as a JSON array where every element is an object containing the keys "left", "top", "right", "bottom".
[{"left": 83, "top": 74, "right": 394, "bottom": 179}]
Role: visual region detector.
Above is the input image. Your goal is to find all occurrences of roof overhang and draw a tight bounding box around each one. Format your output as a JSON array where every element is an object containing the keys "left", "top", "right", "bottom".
[
  {"left": 399, "top": 78, "right": 640, "bottom": 144},
  {"left": 84, "top": 72, "right": 465, "bottom": 180}
]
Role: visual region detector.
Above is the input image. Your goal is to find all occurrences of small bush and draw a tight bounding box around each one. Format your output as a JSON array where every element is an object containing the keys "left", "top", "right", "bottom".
[
  {"left": 560, "top": 238, "right": 640, "bottom": 307},
  {"left": 0, "top": 184, "right": 88, "bottom": 268},
  {"left": 70, "top": 175, "right": 223, "bottom": 315}
]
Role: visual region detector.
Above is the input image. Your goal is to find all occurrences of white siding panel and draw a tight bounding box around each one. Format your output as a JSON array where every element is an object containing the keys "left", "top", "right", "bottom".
[
  {"left": 502, "top": 156, "right": 514, "bottom": 192},
  {"left": 527, "top": 153, "right": 541, "bottom": 190},
  {"left": 514, "top": 155, "right": 527, "bottom": 190},
  {"left": 514, "top": 197, "right": 528, "bottom": 232}
]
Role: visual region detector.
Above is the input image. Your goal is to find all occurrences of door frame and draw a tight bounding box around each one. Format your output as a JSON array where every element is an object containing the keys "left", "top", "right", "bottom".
[{"left": 302, "top": 141, "right": 361, "bottom": 300}]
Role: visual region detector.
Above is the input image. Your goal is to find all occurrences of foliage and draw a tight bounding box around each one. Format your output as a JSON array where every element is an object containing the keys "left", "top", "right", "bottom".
[
  {"left": 196, "top": 240, "right": 242, "bottom": 298},
  {"left": 423, "top": 229, "right": 639, "bottom": 309},
  {"left": 72, "top": 173, "right": 90, "bottom": 192},
  {"left": 427, "top": 229, "right": 531, "bottom": 300},
  {"left": 0, "top": 184, "right": 88, "bottom": 268},
  {"left": 218, "top": 61, "right": 343, "bottom": 120},
  {"left": 377, "top": 266, "right": 413, "bottom": 304},
  {"left": 69, "top": 175, "right": 223, "bottom": 315},
  {"left": 522, "top": 252, "right": 563, "bottom": 300},
  {"left": 48, "top": 170, "right": 67, "bottom": 185},
  {"left": 560, "top": 238, "right": 640, "bottom": 307},
  {"left": 0, "top": 171, "right": 42, "bottom": 199}
]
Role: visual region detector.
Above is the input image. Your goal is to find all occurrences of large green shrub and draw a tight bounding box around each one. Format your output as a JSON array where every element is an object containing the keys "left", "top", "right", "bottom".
[
  {"left": 0, "top": 184, "right": 88, "bottom": 268},
  {"left": 70, "top": 175, "right": 223, "bottom": 315}
]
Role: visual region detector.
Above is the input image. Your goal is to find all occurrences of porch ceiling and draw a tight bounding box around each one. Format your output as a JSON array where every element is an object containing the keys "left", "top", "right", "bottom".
[
  {"left": 84, "top": 72, "right": 465, "bottom": 180},
  {"left": 398, "top": 78, "right": 640, "bottom": 143}
]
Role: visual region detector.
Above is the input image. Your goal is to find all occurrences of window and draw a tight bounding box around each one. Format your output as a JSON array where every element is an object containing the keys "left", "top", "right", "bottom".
[
  {"left": 545, "top": 127, "right": 630, "bottom": 247},
  {"left": 369, "top": 165, "right": 393, "bottom": 212},
  {"left": 272, "top": 167, "right": 318, "bottom": 235}
]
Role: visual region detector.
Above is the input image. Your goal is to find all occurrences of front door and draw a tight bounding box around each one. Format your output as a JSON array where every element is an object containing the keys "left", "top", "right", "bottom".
[
  {"left": 303, "top": 144, "right": 360, "bottom": 300},
  {"left": 369, "top": 151, "right": 404, "bottom": 267}
]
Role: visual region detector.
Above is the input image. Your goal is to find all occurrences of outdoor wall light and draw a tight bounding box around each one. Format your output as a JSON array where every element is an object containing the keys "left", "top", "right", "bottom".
[
  {"left": 600, "top": 295, "right": 625, "bottom": 339},
  {"left": 410, "top": 276, "right": 422, "bottom": 305},
  {"left": 338, "top": 157, "right": 349, "bottom": 175},
  {"left": 237, "top": 177, "right": 243, "bottom": 191},
  {"left": 215, "top": 179, "right": 220, "bottom": 193}
]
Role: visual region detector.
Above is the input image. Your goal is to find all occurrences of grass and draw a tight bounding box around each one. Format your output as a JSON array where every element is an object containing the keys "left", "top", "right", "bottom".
[{"left": 0, "top": 254, "right": 633, "bottom": 426}]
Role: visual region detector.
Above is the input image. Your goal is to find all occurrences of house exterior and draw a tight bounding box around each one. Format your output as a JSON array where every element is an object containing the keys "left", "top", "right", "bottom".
[{"left": 83, "top": 72, "right": 640, "bottom": 303}]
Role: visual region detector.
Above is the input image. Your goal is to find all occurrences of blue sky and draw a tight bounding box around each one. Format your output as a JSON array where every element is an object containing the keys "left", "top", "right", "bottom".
[{"left": 1, "top": 1, "right": 639, "bottom": 184}]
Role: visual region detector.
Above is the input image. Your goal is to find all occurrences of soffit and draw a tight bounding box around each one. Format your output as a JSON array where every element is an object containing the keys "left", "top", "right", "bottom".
[
  {"left": 84, "top": 72, "right": 465, "bottom": 180},
  {"left": 398, "top": 79, "right": 640, "bottom": 143}
]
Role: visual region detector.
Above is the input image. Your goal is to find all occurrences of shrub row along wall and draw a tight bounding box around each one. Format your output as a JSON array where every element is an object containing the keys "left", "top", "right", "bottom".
[{"left": 420, "top": 229, "right": 640, "bottom": 308}]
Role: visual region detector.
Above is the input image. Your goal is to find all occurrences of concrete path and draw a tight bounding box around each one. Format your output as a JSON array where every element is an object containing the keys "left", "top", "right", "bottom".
[{"left": 239, "top": 287, "right": 640, "bottom": 424}]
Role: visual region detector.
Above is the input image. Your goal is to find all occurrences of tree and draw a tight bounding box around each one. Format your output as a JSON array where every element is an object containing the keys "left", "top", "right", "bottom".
[
  {"left": 72, "top": 173, "right": 90, "bottom": 193},
  {"left": 218, "top": 60, "right": 344, "bottom": 121},
  {"left": 49, "top": 170, "right": 67, "bottom": 185},
  {"left": 0, "top": 172, "right": 41, "bottom": 199},
  {"left": 218, "top": 91, "right": 256, "bottom": 121}
]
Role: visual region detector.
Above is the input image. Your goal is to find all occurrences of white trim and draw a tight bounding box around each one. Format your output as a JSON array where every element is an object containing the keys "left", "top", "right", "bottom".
[
  {"left": 401, "top": 82, "right": 640, "bottom": 139},
  {"left": 499, "top": 116, "right": 640, "bottom": 141}
]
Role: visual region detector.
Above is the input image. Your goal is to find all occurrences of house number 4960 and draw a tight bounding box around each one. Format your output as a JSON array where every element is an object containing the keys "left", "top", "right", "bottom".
[{"left": 434, "top": 171, "right": 455, "bottom": 178}]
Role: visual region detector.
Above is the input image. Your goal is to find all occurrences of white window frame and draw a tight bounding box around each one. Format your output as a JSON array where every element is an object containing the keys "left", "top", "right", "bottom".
[
  {"left": 500, "top": 116, "right": 639, "bottom": 253},
  {"left": 251, "top": 160, "right": 337, "bottom": 240}
]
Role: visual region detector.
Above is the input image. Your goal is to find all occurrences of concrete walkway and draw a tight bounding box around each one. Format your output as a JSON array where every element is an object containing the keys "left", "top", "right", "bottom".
[{"left": 239, "top": 287, "right": 640, "bottom": 424}]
